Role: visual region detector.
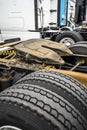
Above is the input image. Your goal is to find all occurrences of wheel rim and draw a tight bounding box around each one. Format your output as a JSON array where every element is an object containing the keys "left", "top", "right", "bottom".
[
  {"left": 0, "top": 126, "right": 22, "bottom": 130},
  {"left": 59, "top": 37, "right": 75, "bottom": 46}
]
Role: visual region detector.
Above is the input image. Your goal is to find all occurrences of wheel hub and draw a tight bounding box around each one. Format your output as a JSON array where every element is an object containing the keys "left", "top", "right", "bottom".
[{"left": 60, "top": 37, "right": 75, "bottom": 46}]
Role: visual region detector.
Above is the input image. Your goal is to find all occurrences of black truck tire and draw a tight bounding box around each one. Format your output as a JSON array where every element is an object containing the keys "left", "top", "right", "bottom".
[
  {"left": 69, "top": 42, "right": 87, "bottom": 55},
  {"left": 0, "top": 70, "right": 87, "bottom": 130},
  {"left": 55, "top": 31, "right": 84, "bottom": 46}
]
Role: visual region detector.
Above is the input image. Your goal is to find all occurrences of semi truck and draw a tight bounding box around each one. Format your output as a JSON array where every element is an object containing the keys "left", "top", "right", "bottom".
[{"left": 0, "top": 0, "right": 87, "bottom": 129}]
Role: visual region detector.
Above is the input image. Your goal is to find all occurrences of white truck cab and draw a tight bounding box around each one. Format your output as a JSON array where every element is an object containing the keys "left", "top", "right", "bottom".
[{"left": 0, "top": 0, "right": 40, "bottom": 42}]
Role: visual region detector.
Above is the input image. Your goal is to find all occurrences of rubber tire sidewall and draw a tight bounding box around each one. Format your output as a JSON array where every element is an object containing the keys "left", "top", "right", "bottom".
[
  {"left": 55, "top": 31, "right": 84, "bottom": 45},
  {"left": 69, "top": 42, "right": 87, "bottom": 55}
]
